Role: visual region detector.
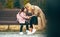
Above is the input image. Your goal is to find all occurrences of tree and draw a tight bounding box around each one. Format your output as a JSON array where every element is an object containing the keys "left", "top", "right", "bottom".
[
  {"left": 5, "top": 0, "right": 14, "bottom": 9},
  {"left": 23, "top": 0, "right": 30, "bottom": 5},
  {"left": 14, "top": 0, "right": 21, "bottom": 8}
]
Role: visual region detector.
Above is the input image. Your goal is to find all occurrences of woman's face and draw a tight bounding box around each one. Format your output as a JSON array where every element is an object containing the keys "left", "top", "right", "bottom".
[
  {"left": 24, "top": 8, "right": 27, "bottom": 12},
  {"left": 25, "top": 6, "right": 30, "bottom": 10}
]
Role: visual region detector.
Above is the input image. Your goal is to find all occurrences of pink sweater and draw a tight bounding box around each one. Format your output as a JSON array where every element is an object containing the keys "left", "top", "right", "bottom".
[{"left": 16, "top": 12, "right": 28, "bottom": 23}]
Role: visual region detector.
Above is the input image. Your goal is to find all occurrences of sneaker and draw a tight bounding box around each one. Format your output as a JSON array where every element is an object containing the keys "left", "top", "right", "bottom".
[
  {"left": 19, "top": 32, "right": 23, "bottom": 35},
  {"left": 32, "top": 29, "right": 36, "bottom": 33},
  {"left": 27, "top": 31, "right": 33, "bottom": 34},
  {"left": 26, "top": 30, "right": 29, "bottom": 32}
]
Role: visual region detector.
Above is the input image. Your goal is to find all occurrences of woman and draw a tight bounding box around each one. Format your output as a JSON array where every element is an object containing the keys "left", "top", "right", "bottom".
[
  {"left": 28, "top": 9, "right": 38, "bottom": 34},
  {"left": 24, "top": 4, "right": 38, "bottom": 34},
  {"left": 25, "top": 3, "right": 47, "bottom": 34}
]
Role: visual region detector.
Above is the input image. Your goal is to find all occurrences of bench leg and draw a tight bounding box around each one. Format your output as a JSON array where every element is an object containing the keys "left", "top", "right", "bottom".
[{"left": 8, "top": 25, "right": 9, "bottom": 31}]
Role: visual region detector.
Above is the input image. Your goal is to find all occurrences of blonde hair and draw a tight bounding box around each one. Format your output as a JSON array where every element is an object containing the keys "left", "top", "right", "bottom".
[
  {"left": 25, "top": 3, "right": 31, "bottom": 7},
  {"left": 25, "top": 3, "right": 33, "bottom": 12}
]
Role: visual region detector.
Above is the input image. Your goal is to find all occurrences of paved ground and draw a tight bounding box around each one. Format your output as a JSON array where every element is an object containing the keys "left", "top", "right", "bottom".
[{"left": 0, "top": 32, "right": 46, "bottom": 37}]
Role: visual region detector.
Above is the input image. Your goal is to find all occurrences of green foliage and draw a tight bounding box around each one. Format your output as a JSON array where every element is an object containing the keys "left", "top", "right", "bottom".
[
  {"left": 23, "top": 0, "right": 30, "bottom": 5},
  {"left": 14, "top": 0, "right": 20, "bottom": 8},
  {"left": 6, "top": 0, "right": 14, "bottom": 9},
  {"left": 0, "top": 0, "right": 46, "bottom": 9}
]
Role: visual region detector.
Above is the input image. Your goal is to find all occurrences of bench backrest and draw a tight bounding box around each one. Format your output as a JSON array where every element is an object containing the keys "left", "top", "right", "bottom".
[{"left": 0, "top": 9, "right": 19, "bottom": 24}]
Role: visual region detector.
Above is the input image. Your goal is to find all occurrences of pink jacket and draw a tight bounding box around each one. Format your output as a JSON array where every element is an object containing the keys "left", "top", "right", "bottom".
[{"left": 16, "top": 12, "right": 28, "bottom": 23}]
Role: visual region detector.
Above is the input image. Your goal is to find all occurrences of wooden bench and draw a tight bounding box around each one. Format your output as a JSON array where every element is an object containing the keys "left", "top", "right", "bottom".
[
  {"left": 0, "top": 9, "right": 29, "bottom": 31},
  {"left": 0, "top": 9, "right": 41, "bottom": 31},
  {"left": 0, "top": 9, "right": 19, "bottom": 25},
  {"left": 0, "top": 9, "right": 20, "bottom": 31}
]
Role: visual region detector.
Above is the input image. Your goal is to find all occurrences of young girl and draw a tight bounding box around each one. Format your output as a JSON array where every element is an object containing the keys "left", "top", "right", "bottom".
[{"left": 16, "top": 7, "right": 30, "bottom": 34}]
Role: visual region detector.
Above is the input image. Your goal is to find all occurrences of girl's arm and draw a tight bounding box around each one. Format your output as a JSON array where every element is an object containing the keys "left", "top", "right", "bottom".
[
  {"left": 16, "top": 13, "right": 19, "bottom": 21},
  {"left": 20, "top": 12, "right": 30, "bottom": 19}
]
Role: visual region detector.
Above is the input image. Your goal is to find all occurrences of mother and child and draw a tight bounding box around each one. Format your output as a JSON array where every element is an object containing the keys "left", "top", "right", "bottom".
[
  {"left": 16, "top": 3, "right": 46, "bottom": 35},
  {"left": 16, "top": 7, "right": 38, "bottom": 35}
]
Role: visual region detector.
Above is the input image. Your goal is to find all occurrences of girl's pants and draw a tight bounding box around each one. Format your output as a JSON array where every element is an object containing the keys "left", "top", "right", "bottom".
[{"left": 20, "top": 21, "right": 29, "bottom": 32}]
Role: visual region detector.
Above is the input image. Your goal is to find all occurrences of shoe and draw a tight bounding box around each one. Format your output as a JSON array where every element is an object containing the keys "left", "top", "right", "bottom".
[
  {"left": 26, "top": 30, "right": 29, "bottom": 32},
  {"left": 19, "top": 32, "right": 23, "bottom": 35},
  {"left": 32, "top": 29, "right": 36, "bottom": 33},
  {"left": 27, "top": 31, "right": 33, "bottom": 34}
]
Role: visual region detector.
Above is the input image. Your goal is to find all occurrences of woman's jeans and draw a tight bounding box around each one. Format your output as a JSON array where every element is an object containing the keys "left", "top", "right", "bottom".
[{"left": 30, "top": 16, "right": 38, "bottom": 29}]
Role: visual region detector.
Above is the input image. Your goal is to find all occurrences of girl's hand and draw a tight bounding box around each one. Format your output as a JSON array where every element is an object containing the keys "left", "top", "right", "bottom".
[{"left": 27, "top": 17, "right": 30, "bottom": 19}]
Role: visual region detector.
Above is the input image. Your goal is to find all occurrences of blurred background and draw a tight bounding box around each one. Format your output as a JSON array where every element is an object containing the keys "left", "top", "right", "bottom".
[
  {"left": 0, "top": 0, "right": 46, "bottom": 11},
  {"left": 0, "top": 0, "right": 59, "bottom": 37},
  {"left": 0, "top": 0, "right": 47, "bottom": 32}
]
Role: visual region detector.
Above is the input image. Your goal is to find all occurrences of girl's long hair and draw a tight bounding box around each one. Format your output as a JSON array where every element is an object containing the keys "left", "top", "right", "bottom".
[
  {"left": 21, "top": 7, "right": 25, "bottom": 12},
  {"left": 19, "top": 7, "right": 25, "bottom": 14}
]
